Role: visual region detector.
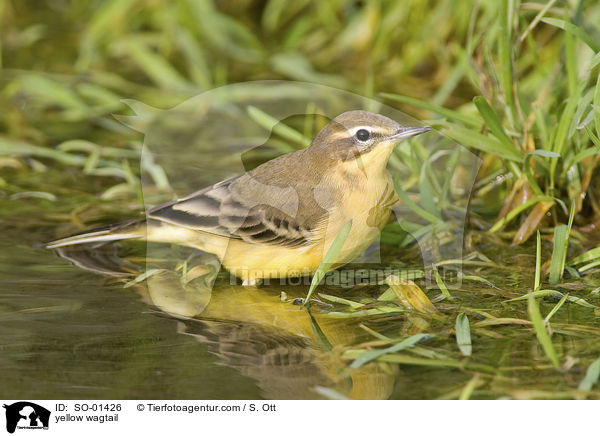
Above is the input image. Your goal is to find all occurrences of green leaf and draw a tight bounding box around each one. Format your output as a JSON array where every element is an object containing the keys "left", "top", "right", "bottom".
[
  {"left": 498, "top": 0, "right": 517, "bottom": 120},
  {"left": 456, "top": 313, "right": 472, "bottom": 356},
  {"left": 489, "top": 196, "right": 554, "bottom": 232},
  {"left": 590, "top": 51, "right": 600, "bottom": 70},
  {"left": 393, "top": 178, "right": 442, "bottom": 224},
  {"left": 247, "top": 105, "right": 309, "bottom": 148},
  {"left": 569, "top": 246, "right": 600, "bottom": 265},
  {"left": 530, "top": 150, "right": 561, "bottom": 158},
  {"left": 303, "top": 220, "right": 352, "bottom": 305},
  {"left": 549, "top": 224, "right": 568, "bottom": 285},
  {"left": 434, "top": 268, "right": 452, "bottom": 299},
  {"left": 524, "top": 150, "right": 560, "bottom": 196},
  {"left": 578, "top": 358, "right": 600, "bottom": 391},
  {"left": 541, "top": 18, "right": 600, "bottom": 52},
  {"left": 549, "top": 82, "right": 585, "bottom": 192},
  {"left": 380, "top": 93, "right": 480, "bottom": 127},
  {"left": 535, "top": 231, "right": 542, "bottom": 290},
  {"left": 124, "top": 268, "right": 162, "bottom": 288},
  {"left": 349, "top": 334, "right": 431, "bottom": 369},
  {"left": 528, "top": 290, "right": 560, "bottom": 368},
  {"left": 440, "top": 125, "right": 524, "bottom": 162},
  {"left": 594, "top": 70, "right": 600, "bottom": 137},
  {"left": 474, "top": 96, "right": 515, "bottom": 150},
  {"left": 544, "top": 293, "right": 569, "bottom": 324},
  {"left": 318, "top": 293, "right": 364, "bottom": 309},
  {"left": 306, "top": 307, "right": 332, "bottom": 352},
  {"left": 118, "top": 39, "right": 191, "bottom": 92},
  {"left": 507, "top": 289, "right": 598, "bottom": 309}
]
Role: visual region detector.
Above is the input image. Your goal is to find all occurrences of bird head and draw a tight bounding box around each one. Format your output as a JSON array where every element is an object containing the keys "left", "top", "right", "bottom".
[{"left": 309, "top": 110, "right": 430, "bottom": 171}]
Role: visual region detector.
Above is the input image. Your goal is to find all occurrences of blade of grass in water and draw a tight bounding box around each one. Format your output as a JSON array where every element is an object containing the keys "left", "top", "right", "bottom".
[
  {"left": 578, "top": 357, "right": 600, "bottom": 391},
  {"left": 303, "top": 220, "right": 352, "bottom": 306},
  {"left": 549, "top": 225, "right": 568, "bottom": 285},
  {"left": 434, "top": 268, "right": 452, "bottom": 299},
  {"left": 385, "top": 275, "right": 438, "bottom": 314},
  {"left": 506, "top": 289, "right": 598, "bottom": 309},
  {"left": 318, "top": 293, "right": 364, "bottom": 309},
  {"left": 544, "top": 293, "right": 568, "bottom": 324},
  {"left": 456, "top": 313, "right": 472, "bottom": 356},
  {"left": 306, "top": 308, "right": 332, "bottom": 352},
  {"left": 569, "top": 247, "right": 600, "bottom": 265},
  {"left": 529, "top": 233, "right": 560, "bottom": 368},
  {"left": 458, "top": 374, "right": 481, "bottom": 400},
  {"left": 528, "top": 291, "right": 559, "bottom": 368},
  {"left": 535, "top": 231, "right": 542, "bottom": 290},
  {"left": 350, "top": 333, "right": 431, "bottom": 369},
  {"left": 549, "top": 202, "right": 575, "bottom": 285}
]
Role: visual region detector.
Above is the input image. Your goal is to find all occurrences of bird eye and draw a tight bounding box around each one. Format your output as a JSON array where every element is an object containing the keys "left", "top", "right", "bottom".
[{"left": 356, "top": 129, "right": 370, "bottom": 142}]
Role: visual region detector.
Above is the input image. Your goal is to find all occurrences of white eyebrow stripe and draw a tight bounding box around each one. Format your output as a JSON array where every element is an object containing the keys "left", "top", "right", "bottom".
[{"left": 330, "top": 125, "right": 393, "bottom": 140}]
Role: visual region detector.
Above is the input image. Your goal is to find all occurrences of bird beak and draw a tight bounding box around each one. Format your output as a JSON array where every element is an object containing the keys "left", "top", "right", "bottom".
[{"left": 388, "top": 126, "right": 431, "bottom": 142}]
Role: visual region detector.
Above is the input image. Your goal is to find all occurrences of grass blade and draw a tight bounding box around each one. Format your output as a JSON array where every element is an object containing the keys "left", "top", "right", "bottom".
[
  {"left": 385, "top": 275, "right": 438, "bottom": 314},
  {"left": 247, "top": 105, "right": 310, "bottom": 148},
  {"left": 578, "top": 358, "right": 600, "bottom": 391},
  {"left": 380, "top": 93, "right": 480, "bottom": 127},
  {"left": 528, "top": 231, "right": 559, "bottom": 368},
  {"left": 549, "top": 202, "right": 574, "bottom": 284},
  {"left": 570, "top": 246, "right": 600, "bottom": 265},
  {"left": 473, "top": 96, "right": 515, "bottom": 151},
  {"left": 523, "top": 150, "right": 560, "bottom": 197},
  {"left": 456, "top": 313, "right": 472, "bottom": 356},
  {"left": 458, "top": 374, "right": 481, "bottom": 400},
  {"left": 506, "top": 289, "right": 598, "bottom": 309},
  {"left": 318, "top": 293, "right": 364, "bottom": 309},
  {"left": 541, "top": 18, "right": 600, "bottom": 52},
  {"left": 549, "top": 225, "right": 568, "bottom": 285},
  {"left": 498, "top": 0, "right": 517, "bottom": 121},
  {"left": 303, "top": 220, "right": 352, "bottom": 305},
  {"left": 349, "top": 334, "right": 431, "bottom": 369},
  {"left": 543, "top": 292, "right": 568, "bottom": 324},
  {"left": 307, "top": 308, "right": 332, "bottom": 352},
  {"left": 535, "top": 231, "right": 542, "bottom": 290},
  {"left": 440, "top": 125, "right": 524, "bottom": 162},
  {"left": 528, "top": 290, "right": 560, "bottom": 368},
  {"left": 489, "top": 196, "right": 554, "bottom": 232},
  {"left": 393, "top": 177, "right": 442, "bottom": 224}
]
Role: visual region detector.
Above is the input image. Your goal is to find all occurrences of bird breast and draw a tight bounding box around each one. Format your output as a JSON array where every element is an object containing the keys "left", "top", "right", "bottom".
[{"left": 317, "top": 163, "right": 396, "bottom": 266}]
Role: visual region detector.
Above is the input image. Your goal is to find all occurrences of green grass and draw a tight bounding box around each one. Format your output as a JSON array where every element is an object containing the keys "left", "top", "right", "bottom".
[{"left": 1, "top": 0, "right": 600, "bottom": 399}]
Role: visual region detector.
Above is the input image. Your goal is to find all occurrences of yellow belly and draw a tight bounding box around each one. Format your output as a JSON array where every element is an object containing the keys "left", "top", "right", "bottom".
[
  {"left": 147, "top": 175, "right": 396, "bottom": 282},
  {"left": 220, "top": 201, "right": 392, "bottom": 281}
]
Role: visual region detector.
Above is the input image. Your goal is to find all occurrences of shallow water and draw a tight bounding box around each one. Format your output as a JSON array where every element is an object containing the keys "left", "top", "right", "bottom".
[
  {"left": 0, "top": 214, "right": 600, "bottom": 399},
  {"left": 2, "top": 182, "right": 600, "bottom": 400}
]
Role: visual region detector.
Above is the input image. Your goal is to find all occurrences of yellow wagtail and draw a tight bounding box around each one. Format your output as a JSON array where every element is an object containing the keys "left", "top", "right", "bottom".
[{"left": 47, "top": 110, "right": 430, "bottom": 284}]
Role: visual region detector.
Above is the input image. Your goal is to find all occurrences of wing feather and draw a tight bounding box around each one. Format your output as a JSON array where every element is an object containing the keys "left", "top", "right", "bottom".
[{"left": 148, "top": 175, "right": 318, "bottom": 248}]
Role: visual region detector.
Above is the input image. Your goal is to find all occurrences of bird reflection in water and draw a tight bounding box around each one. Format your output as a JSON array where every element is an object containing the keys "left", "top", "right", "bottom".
[{"left": 55, "top": 245, "right": 397, "bottom": 400}]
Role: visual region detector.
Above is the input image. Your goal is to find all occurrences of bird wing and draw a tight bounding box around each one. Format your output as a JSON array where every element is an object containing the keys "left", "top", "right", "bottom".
[{"left": 148, "top": 174, "right": 320, "bottom": 248}]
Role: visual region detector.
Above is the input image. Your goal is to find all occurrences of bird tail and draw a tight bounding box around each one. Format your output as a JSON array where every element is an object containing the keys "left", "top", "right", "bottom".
[{"left": 46, "top": 220, "right": 146, "bottom": 249}]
